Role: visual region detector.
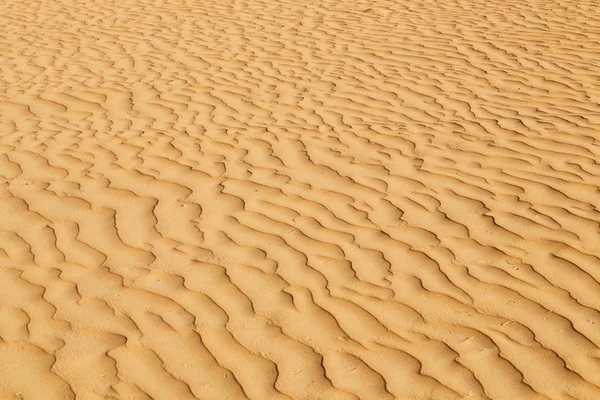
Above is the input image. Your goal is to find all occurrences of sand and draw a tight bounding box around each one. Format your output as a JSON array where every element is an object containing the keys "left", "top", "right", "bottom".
[{"left": 1, "top": 0, "right": 600, "bottom": 399}]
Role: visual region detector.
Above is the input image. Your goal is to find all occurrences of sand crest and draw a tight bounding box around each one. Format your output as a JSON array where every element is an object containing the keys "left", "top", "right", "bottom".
[{"left": 1, "top": 0, "right": 600, "bottom": 399}]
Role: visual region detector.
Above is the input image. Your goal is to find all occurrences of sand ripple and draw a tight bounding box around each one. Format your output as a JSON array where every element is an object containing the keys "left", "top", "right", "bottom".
[{"left": 1, "top": 0, "right": 600, "bottom": 399}]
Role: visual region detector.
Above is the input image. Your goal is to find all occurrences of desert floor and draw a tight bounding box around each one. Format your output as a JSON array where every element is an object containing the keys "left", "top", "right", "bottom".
[{"left": 1, "top": 0, "right": 600, "bottom": 399}]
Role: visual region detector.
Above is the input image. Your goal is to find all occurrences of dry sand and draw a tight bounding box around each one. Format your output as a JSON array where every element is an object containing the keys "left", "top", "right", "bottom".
[{"left": 1, "top": 0, "right": 600, "bottom": 399}]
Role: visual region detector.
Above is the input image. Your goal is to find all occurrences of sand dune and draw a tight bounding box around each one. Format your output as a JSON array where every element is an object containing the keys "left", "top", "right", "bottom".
[{"left": 1, "top": 0, "right": 600, "bottom": 399}]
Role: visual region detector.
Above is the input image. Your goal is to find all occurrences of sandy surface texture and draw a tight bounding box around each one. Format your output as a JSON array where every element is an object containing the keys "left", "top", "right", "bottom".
[{"left": 1, "top": 0, "right": 600, "bottom": 399}]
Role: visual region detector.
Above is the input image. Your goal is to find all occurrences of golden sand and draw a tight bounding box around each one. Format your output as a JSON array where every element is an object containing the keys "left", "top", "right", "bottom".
[{"left": 1, "top": 0, "right": 600, "bottom": 399}]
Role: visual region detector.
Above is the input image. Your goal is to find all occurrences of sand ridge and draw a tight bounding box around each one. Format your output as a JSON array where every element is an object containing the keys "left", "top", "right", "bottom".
[{"left": 1, "top": 0, "right": 600, "bottom": 399}]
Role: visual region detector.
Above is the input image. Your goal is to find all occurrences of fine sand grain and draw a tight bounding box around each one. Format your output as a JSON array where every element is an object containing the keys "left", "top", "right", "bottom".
[{"left": 1, "top": 0, "right": 600, "bottom": 399}]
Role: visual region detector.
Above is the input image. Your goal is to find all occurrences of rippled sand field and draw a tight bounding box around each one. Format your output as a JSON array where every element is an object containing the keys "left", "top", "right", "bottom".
[{"left": 1, "top": 0, "right": 600, "bottom": 399}]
